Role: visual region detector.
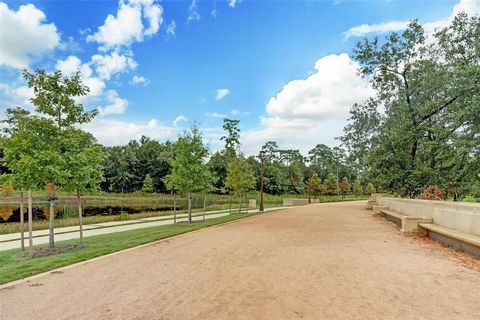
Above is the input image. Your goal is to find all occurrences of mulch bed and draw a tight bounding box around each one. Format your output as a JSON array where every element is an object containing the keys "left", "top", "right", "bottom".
[{"left": 21, "top": 244, "right": 81, "bottom": 258}]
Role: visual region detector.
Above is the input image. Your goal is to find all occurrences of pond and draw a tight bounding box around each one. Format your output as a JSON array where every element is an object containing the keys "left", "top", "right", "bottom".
[{"left": 0, "top": 205, "right": 182, "bottom": 223}]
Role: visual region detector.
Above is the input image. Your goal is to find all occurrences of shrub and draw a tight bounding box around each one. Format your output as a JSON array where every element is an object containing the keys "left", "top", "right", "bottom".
[
  {"left": 352, "top": 179, "right": 363, "bottom": 195},
  {"left": 417, "top": 186, "right": 445, "bottom": 200},
  {"left": 462, "top": 195, "right": 478, "bottom": 203},
  {"left": 0, "top": 184, "right": 14, "bottom": 197},
  {"left": 119, "top": 212, "right": 130, "bottom": 220},
  {"left": 365, "top": 183, "right": 376, "bottom": 195}
]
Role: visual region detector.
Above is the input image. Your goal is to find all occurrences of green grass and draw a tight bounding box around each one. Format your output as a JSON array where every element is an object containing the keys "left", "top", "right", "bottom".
[{"left": 0, "top": 212, "right": 258, "bottom": 285}]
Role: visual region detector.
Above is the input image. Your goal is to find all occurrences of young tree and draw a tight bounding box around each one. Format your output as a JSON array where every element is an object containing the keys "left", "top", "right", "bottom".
[
  {"left": 20, "top": 69, "right": 96, "bottom": 247},
  {"left": 306, "top": 173, "right": 322, "bottom": 203},
  {"left": 166, "top": 125, "right": 213, "bottom": 222},
  {"left": 225, "top": 155, "right": 256, "bottom": 213},
  {"left": 142, "top": 174, "right": 154, "bottom": 193},
  {"left": 62, "top": 129, "right": 104, "bottom": 246},
  {"left": 339, "top": 177, "right": 351, "bottom": 199},
  {"left": 325, "top": 173, "right": 338, "bottom": 196},
  {"left": 352, "top": 178, "right": 364, "bottom": 195},
  {"left": 365, "top": 183, "right": 376, "bottom": 195},
  {"left": 1, "top": 112, "right": 58, "bottom": 254}
]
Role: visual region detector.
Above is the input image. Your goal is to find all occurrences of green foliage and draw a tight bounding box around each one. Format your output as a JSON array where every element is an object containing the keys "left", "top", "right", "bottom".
[
  {"left": 462, "top": 195, "right": 477, "bottom": 203},
  {"left": 165, "top": 125, "right": 213, "bottom": 194},
  {"left": 225, "top": 155, "right": 256, "bottom": 198},
  {"left": 221, "top": 118, "right": 240, "bottom": 156},
  {"left": 342, "top": 14, "right": 480, "bottom": 198},
  {"left": 118, "top": 212, "right": 130, "bottom": 221},
  {"left": 324, "top": 173, "right": 338, "bottom": 196},
  {"left": 306, "top": 173, "right": 322, "bottom": 198},
  {"left": 365, "top": 183, "right": 376, "bottom": 195},
  {"left": 141, "top": 174, "right": 154, "bottom": 193},
  {"left": 352, "top": 179, "right": 363, "bottom": 195}
]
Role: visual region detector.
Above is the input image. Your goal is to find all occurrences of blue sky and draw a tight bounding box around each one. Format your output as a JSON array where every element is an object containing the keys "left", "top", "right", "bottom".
[{"left": 0, "top": 0, "right": 478, "bottom": 154}]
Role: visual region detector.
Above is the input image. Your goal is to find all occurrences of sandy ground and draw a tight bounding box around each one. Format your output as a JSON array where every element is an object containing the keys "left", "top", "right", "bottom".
[{"left": 1, "top": 201, "right": 479, "bottom": 320}]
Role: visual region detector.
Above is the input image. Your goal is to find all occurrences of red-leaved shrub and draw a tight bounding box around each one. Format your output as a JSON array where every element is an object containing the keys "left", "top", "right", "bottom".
[{"left": 417, "top": 186, "right": 445, "bottom": 200}]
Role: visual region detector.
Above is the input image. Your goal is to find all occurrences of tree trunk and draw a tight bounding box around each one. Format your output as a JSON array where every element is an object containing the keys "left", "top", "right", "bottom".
[
  {"left": 173, "top": 191, "right": 177, "bottom": 224},
  {"left": 203, "top": 194, "right": 206, "bottom": 222},
  {"left": 238, "top": 196, "right": 242, "bottom": 214},
  {"left": 308, "top": 194, "right": 311, "bottom": 204},
  {"left": 48, "top": 182, "right": 55, "bottom": 248},
  {"left": 20, "top": 192, "right": 25, "bottom": 251},
  {"left": 229, "top": 194, "right": 232, "bottom": 214},
  {"left": 28, "top": 188, "right": 33, "bottom": 257},
  {"left": 260, "top": 159, "right": 265, "bottom": 212},
  {"left": 77, "top": 188, "right": 83, "bottom": 247},
  {"left": 188, "top": 192, "right": 192, "bottom": 223}
]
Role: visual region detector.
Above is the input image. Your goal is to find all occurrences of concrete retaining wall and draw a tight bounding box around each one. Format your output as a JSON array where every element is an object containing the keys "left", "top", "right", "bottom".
[
  {"left": 376, "top": 196, "right": 480, "bottom": 237},
  {"left": 282, "top": 198, "right": 319, "bottom": 206}
]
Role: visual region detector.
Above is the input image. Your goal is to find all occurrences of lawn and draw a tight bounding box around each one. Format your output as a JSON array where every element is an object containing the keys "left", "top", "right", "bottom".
[{"left": 0, "top": 212, "right": 258, "bottom": 285}]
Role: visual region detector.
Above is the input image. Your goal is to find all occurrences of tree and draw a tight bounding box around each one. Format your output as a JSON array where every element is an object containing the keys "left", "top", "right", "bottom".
[
  {"left": 306, "top": 173, "right": 322, "bottom": 203},
  {"left": 342, "top": 15, "right": 480, "bottom": 197},
  {"left": 165, "top": 125, "right": 213, "bottom": 222},
  {"left": 225, "top": 154, "right": 256, "bottom": 213},
  {"left": 365, "top": 183, "right": 376, "bottom": 195},
  {"left": 20, "top": 69, "right": 96, "bottom": 248},
  {"left": 221, "top": 118, "right": 240, "bottom": 156},
  {"left": 339, "top": 177, "right": 351, "bottom": 199},
  {"left": 352, "top": 178, "right": 364, "bottom": 195},
  {"left": 142, "top": 174, "right": 154, "bottom": 193},
  {"left": 325, "top": 173, "right": 338, "bottom": 196},
  {"left": 286, "top": 160, "right": 305, "bottom": 194},
  {"left": 61, "top": 129, "right": 104, "bottom": 246},
  {"left": 1, "top": 112, "right": 59, "bottom": 254}
]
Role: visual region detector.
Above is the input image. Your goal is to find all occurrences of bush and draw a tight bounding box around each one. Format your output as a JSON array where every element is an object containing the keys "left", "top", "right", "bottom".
[
  {"left": 365, "top": 183, "right": 376, "bottom": 195},
  {"left": 462, "top": 195, "right": 478, "bottom": 203},
  {"left": 417, "top": 186, "right": 445, "bottom": 200},
  {"left": 119, "top": 212, "right": 130, "bottom": 221},
  {"left": 0, "top": 184, "right": 14, "bottom": 197}
]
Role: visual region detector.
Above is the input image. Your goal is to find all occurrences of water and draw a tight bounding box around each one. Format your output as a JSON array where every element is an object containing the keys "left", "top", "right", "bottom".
[{"left": 0, "top": 205, "right": 182, "bottom": 223}]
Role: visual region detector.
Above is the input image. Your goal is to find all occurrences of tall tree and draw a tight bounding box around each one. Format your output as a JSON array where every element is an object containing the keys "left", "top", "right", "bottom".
[{"left": 342, "top": 14, "right": 480, "bottom": 197}]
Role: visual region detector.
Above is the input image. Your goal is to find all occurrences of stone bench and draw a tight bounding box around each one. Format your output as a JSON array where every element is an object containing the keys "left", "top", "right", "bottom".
[
  {"left": 419, "top": 223, "right": 480, "bottom": 258},
  {"left": 380, "top": 209, "right": 432, "bottom": 236}
]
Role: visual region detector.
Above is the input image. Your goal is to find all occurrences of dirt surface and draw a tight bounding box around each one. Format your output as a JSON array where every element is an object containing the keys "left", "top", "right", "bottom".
[{"left": 1, "top": 201, "right": 479, "bottom": 320}]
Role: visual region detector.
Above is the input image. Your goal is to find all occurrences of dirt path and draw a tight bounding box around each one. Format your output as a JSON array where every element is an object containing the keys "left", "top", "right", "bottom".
[{"left": 1, "top": 201, "right": 479, "bottom": 320}]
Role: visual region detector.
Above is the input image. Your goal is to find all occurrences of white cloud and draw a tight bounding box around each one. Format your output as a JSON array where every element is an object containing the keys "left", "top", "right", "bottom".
[
  {"left": 228, "top": 0, "right": 241, "bottom": 8},
  {"left": 55, "top": 55, "right": 106, "bottom": 100},
  {"left": 242, "top": 54, "right": 373, "bottom": 154},
  {"left": 173, "top": 115, "right": 187, "bottom": 126},
  {"left": 344, "top": 0, "right": 480, "bottom": 39},
  {"left": 0, "top": 83, "right": 34, "bottom": 107},
  {"left": 0, "top": 3, "right": 60, "bottom": 68},
  {"left": 424, "top": 0, "right": 480, "bottom": 33},
  {"left": 343, "top": 21, "right": 410, "bottom": 39},
  {"left": 187, "top": 0, "right": 200, "bottom": 22},
  {"left": 166, "top": 20, "right": 176, "bottom": 36},
  {"left": 91, "top": 52, "right": 137, "bottom": 80},
  {"left": 87, "top": 0, "right": 163, "bottom": 50},
  {"left": 130, "top": 75, "right": 148, "bottom": 86},
  {"left": 211, "top": 6, "right": 217, "bottom": 18},
  {"left": 97, "top": 90, "right": 128, "bottom": 115},
  {"left": 205, "top": 112, "right": 227, "bottom": 118},
  {"left": 83, "top": 118, "right": 177, "bottom": 145},
  {"left": 215, "top": 88, "right": 230, "bottom": 100}
]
